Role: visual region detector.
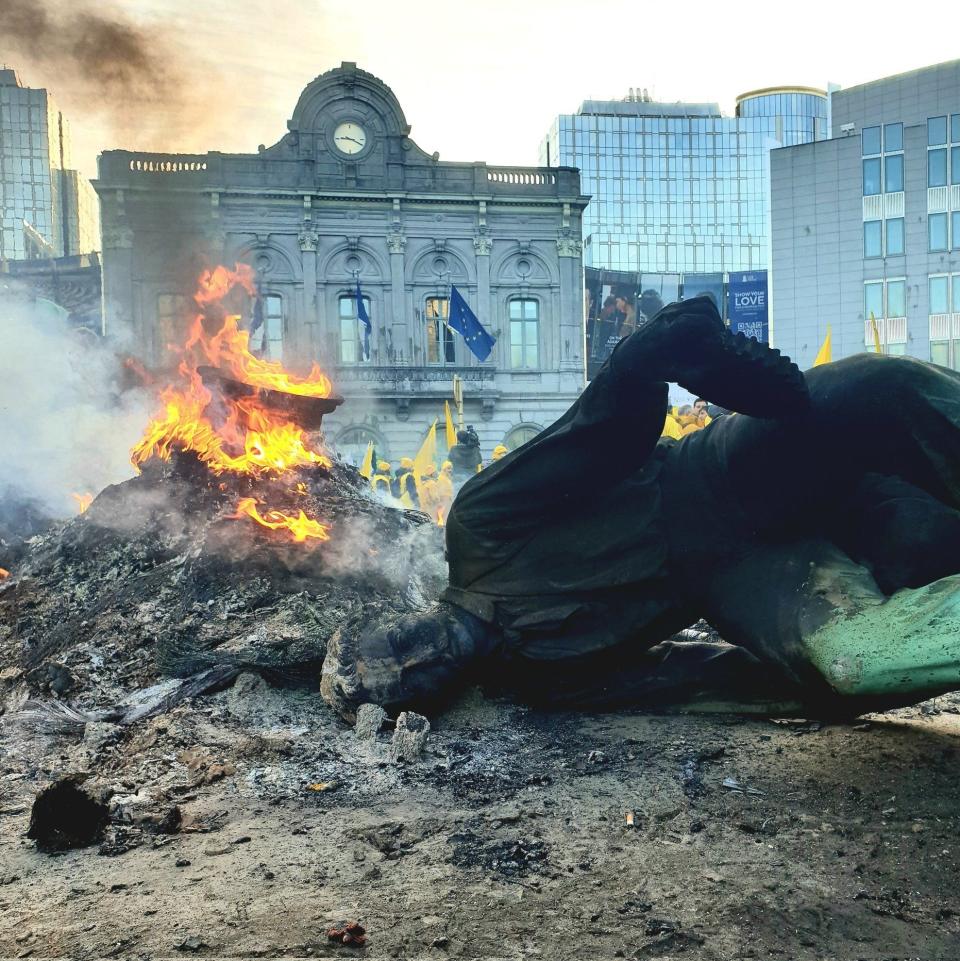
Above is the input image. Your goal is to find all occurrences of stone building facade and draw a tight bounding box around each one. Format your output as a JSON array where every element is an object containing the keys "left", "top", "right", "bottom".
[{"left": 93, "top": 63, "right": 588, "bottom": 462}]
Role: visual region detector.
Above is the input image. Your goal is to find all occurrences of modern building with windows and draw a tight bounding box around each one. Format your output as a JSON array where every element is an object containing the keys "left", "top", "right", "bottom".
[
  {"left": 94, "top": 63, "right": 588, "bottom": 461},
  {"left": 539, "top": 86, "right": 827, "bottom": 334},
  {"left": 770, "top": 60, "right": 960, "bottom": 369},
  {"left": 0, "top": 68, "right": 100, "bottom": 260}
]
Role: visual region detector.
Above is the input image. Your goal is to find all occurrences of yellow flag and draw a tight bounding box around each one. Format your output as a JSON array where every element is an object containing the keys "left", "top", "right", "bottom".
[
  {"left": 358, "top": 442, "right": 374, "bottom": 479},
  {"left": 813, "top": 327, "right": 832, "bottom": 367},
  {"left": 869, "top": 312, "right": 883, "bottom": 355},
  {"left": 444, "top": 401, "right": 457, "bottom": 450},
  {"left": 413, "top": 420, "right": 438, "bottom": 480}
]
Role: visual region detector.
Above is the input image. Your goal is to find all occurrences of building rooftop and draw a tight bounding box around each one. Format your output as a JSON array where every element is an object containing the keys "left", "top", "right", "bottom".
[
  {"left": 575, "top": 99, "right": 722, "bottom": 119},
  {"left": 0, "top": 68, "right": 24, "bottom": 87}
]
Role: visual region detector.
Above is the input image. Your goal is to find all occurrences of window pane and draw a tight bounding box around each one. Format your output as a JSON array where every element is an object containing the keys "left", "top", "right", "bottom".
[
  {"left": 509, "top": 299, "right": 523, "bottom": 319},
  {"left": 929, "top": 276, "right": 949, "bottom": 314},
  {"left": 864, "top": 282, "right": 883, "bottom": 319},
  {"left": 340, "top": 316, "right": 357, "bottom": 363},
  {"left": 264, "top": 294, "right": 283, "bottom": 360},
  {"left": 928, "top": 116, "right": 947, "bottom": 146},
  {"left": 953, "top": 275, "right": 960, "bottom": 313},
  {"left": 928, "top": 149, "right": 948, "bottom": 187},
  {"left": 930, "top": 213, "right": 948, "bottom": 251},
  {"left": 887, "top": 280, "right": 906, "bottom": 318},
  {"left": 862, "top": 157, "right": 881, "bottom": 195},
  {"left": 953, "top": 114, "right": 960, "bottom": 144},
  {"left": 954, "top": 212, "right": 960, "bottom": 252},
  {"left": 931, "top": 341, "right": 950, "bottom": 366},
  {"left": 952, "top": 146, "right": 960, "bottom": 186},
  {"left": 339, "top": 295, "right": 355, "bottom": 319},
  {"left": 862, "top": 125, "right": 881, "bottom": 155},
  {"left": 884, "top": 122, "right": 903, "bottom": 152},
  {"left": 886, "top": 218, "right": 905, "bottom": 256},
  {"left": 863, "top": 220, "right": 882, "bottom": 257},
  {"left": 884, "top": 154, "right": 903, "bottom": 192}
]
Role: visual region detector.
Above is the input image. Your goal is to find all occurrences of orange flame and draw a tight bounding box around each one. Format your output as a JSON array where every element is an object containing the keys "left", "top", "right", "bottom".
[
  {"left": 229, "top": 498, "right": 331, "bottom": 543},
  {"left": 130, "top": 264, "right": 333, "bottom": 544},
  {"left": 0, "top": 568, "right": 9, "bottom": 580},
  {"left": 72, "top": 492, "right": 93, "bottom": 514},
  {"left": 437, "top": 506, "right": 446, "bottom": 527}
]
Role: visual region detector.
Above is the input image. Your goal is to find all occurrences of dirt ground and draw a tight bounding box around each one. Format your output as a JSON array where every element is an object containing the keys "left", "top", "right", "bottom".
[{"left": 1, "top": 680, "right": 958, "bottom": 961}]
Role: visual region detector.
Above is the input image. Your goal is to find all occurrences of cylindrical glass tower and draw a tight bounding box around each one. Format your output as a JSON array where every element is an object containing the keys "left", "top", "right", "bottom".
[{"left": 736, "top": 86, "right": 828, "bottom": 145}]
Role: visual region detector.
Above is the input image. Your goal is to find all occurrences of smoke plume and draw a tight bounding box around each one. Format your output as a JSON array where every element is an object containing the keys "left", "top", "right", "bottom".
[
  {"left": 0, "top": 307, "right": 149, "bottom": 523},
  {"left": 0, "top": 0, "right": 223, "bottom": 148}
]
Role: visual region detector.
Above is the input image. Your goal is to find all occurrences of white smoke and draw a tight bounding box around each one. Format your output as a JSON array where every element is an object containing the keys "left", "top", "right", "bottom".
[{"left": 0, "top": 307, "right": 150, "bottom": 519}]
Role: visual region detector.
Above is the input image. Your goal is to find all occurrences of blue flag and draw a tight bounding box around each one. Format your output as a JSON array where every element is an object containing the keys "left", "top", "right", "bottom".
[
  {"left": 448, "top": 286, "right": 495, "bottom": 362},
  {"left": 355, "top": 281, "right": 371, "bottom": 360}
]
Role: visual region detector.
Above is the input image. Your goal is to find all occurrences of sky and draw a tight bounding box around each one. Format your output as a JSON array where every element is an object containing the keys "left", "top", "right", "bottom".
[{"left": 5, "top": 0, "right": 960, "bottom": 181}]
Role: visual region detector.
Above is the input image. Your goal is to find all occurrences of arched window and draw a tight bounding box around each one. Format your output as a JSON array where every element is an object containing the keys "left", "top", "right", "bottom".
[
  {"left": 425, "top": 296, "right": 455, "bottom": 364},
  {"left": 335, "top": 425, "right": 389, "bottom": 466},
  {"left": 509, "top": 298, "right": 539, "bottom": 369},
  {"left": 503, "top": 423, "right": 543, "bottom": 451},
  {"left": 339, "top": 294, "right": 372, "bottom": 364}
]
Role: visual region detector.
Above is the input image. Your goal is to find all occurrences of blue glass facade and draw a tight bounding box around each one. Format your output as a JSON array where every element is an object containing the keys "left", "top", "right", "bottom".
[{"left": 540, "top": 88, "right": 827, "bottom": 276}]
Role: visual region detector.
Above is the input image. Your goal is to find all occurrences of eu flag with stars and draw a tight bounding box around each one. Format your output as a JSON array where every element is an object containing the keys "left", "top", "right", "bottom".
[
  {"left": 448, "top": 286, "right": 495, "bottom": 362},
  {"left": 355, "top": 281, "right": 371, "bottom": 360}
]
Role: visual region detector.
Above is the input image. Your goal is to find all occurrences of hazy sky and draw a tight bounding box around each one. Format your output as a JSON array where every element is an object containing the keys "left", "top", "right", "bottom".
[{"left": 7, "top": 0, "right": 959, "bottom": 180}]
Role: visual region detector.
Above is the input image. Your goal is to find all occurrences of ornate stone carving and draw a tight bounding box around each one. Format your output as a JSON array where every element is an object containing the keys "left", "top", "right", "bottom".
[
  {"left": 386, "top": 231, "right": 407, "bottom": 254},
  {"left": 556, "top": 236, "right": 582, "bottom": 258},
  {"left": 299, "top": 224, "right": 320, "bottom": 252},
  {"left": 473, "top": 235, "right": 492, "bottom": 256},
  {"left": 101, "top": 225, "right": 134, "bottom": 250}
]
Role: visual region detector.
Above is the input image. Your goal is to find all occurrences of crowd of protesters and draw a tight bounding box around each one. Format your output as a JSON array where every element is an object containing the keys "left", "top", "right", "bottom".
[{"left": 364, "top": 427, "right": 508, "bottom": 525}]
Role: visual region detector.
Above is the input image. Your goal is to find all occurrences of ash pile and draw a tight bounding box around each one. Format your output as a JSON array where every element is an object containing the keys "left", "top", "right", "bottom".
[
  {"left": 0, "top": 455, "right": 444, "bottom": 718},
  {"left": 0, "top": 264, "right": 445, "bottom": 735}
]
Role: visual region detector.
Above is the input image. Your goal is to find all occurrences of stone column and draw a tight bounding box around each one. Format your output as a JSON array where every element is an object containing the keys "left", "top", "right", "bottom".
[
  {"left": 101, "top": 221, "right": 136, "bottom": 353},
  {"left": 298, "top": 222, "right": 320, "bottom": 360},
  {"left": 556, "top": 232, "right": 583, "bottom": 374},
  {"left": 387, "top": 230, "right": 407, "bottom": 364},
  {"left": 474, "top": 233, "right": 492, "bottom": 357}
]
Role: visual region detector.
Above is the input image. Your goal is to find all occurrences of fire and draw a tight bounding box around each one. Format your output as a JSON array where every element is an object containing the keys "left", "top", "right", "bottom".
[
  {"left": 130, "top": 264, "right": 333, "bottom": 544},
  {"left": 187, "top": 266, "right": 333, "bottom": 398},
  {"left": 230, "top": 498, "right": 331, "bottom": 543},
  {"left": 72, "top": 492, "right": 93, "bottom": 514},
  {"left": 437, "top": 506, "right": 446, "bottom": 527},
  {"left": 0, "top": 568, "right": 9, "bottom": 580}
]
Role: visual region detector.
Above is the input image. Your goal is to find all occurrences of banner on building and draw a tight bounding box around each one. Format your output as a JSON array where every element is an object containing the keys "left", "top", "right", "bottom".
[
  {"left": 584, "top": 268, "right": 642, "bottom": 380},
  {"left": 727, "top": 271, "right": 768, "bottom": 343}
]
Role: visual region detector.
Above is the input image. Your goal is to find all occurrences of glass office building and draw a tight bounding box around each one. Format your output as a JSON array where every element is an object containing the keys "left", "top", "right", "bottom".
[
  {"left": 0, "top": 68, "right": 99, "bottom": 260},
  {"left": 539, "top": 86, "right": 827, "bottom": 281}
]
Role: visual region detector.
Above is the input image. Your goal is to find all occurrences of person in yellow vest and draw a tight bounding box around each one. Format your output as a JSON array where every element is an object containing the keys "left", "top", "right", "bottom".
[
  {"left": 436, "top": 460, "right": 455, "bottom": 510},
  {"left": 693, "top": 398, "right": 713, "bottom": 428},
  {"left": 418, "top": 463, "right": 440, "bottom": 517},
  {"left": 661, "top": 412, "right": 683, "bottom": 440},
  {"left": 371, "top": 460, "right": 393, "bottom": 495},
  {"left": 393, "top": 457, "right": 418, "bottom": 509}
]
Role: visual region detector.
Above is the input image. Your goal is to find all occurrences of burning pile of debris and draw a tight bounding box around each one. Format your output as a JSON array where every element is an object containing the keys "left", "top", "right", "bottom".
[{"left": 0, "top": 265, "right": 445, "bottom": 723}]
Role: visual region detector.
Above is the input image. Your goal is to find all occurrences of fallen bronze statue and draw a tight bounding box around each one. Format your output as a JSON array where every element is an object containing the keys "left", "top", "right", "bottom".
[{"left": 321, "top": 296, "right": 960, "bottom": 719}]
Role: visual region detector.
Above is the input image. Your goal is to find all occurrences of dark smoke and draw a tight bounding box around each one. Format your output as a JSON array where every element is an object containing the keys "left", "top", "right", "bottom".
[{"left": 1, "top": 0, "right": 220, "bottom": 146}]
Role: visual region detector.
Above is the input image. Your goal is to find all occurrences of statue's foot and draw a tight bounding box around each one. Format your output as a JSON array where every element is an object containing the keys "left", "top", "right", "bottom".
[
  {"left": 802, "top": 574, "right": 960, "bottom": 706},
  {"left": 320, "top": 602, "right": 491, "bottom": 720},
  {"left": 619, "top": 295, "right": 809, "bottom": 418}
]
